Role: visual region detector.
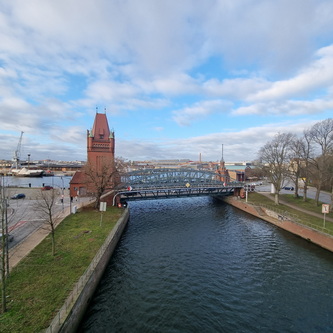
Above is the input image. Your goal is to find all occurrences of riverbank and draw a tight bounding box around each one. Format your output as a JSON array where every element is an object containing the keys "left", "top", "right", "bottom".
[
  {"left": 47, "top": 208, "right": 129, "bottom": 333},
  {"left": 222, "top": 195, "right": 333, "bottom": 253},
  {"left": 1, "top": 206, "right": 126, "bottom": 332}
]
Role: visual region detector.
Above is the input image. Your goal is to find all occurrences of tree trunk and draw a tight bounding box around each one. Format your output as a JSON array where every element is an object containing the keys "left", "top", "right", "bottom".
[
  {"left": 1, "top": 259, "right": 6, "bottom": 313},
  {"left": 294, "top": 179, "right": 299, "bottom": 198},
  {"left": 303, "top": 184, "right": 308, "bottom": 202},
  {"left": 1, "top": 203, "right": 7, "bottom": 313},
  {"left": 51, "top": 225, "right": 55, "bottom": 256},
  {"left": 274, "top": 193, "right": 279, "bottom": 205},
  {"left": 315, "top": 185, "right": 321, "bottom": 206}
]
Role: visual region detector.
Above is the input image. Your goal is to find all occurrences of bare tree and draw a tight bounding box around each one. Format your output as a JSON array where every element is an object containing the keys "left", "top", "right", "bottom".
[
  {"left": 33, "top": 189, "right": 62, "bottom": 256},
  {"left": 258, "top": 133, "right": 294, "bottom": 205},
  {"left": 83, "top": 157, "right": 128, "bottom": 209},
  {"left": 308, "top": 118, "right": 333, "bottom": 205},
  {"left": 298, "top": 130, "right": 315, "bottom": 202},
  {"left": 327, "top": 155, "right": 333, "bottom": 211},
  {"left": 288, "top": 137, "right": 305, "bottom": 198}
]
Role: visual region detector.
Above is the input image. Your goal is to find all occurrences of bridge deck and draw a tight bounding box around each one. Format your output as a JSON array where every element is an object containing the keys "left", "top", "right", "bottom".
[
  {"left": 113, "top": 184, "right": 242, "bottom": 205},
  {"left": 115, "top": 168, "right": 244, "bottom": 205}
]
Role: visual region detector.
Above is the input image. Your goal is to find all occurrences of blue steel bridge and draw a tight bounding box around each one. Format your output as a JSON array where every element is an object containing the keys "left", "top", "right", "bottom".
[{"left": 113, "top": 168, "right": 244, "bottom": 205}]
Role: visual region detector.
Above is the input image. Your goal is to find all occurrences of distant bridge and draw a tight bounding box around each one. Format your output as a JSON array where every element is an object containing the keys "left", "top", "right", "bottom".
[{"left": 113, "top": 168, "right": 244, "bottom": 205}]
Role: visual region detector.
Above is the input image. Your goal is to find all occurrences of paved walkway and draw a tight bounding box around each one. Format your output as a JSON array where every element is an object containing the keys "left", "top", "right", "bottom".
[
  {"left": 258, "top": 192, "right": 333, "bottom": 223},
  {"left": 8, "top": 197, "right": 95, "bottom": 271}
]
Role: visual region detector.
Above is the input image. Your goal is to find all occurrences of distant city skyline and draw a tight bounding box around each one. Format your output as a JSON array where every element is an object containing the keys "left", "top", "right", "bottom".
[{"left": 0, "top": 1, "right": 333, "bottom": 162}]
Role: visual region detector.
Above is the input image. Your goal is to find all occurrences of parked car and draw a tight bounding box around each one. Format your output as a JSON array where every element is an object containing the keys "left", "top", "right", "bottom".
[
  {"left": 0, "top": 233, "right": 14, "bottom": 245},
  {"left": 283, "top": 186, "right": 294, "bottom": 191},
  {"left": 11, "top": 193, "right": 26, "bottom": 199},
  {"left": 42, "top": 186, "right": 53, "bottom": 191}
]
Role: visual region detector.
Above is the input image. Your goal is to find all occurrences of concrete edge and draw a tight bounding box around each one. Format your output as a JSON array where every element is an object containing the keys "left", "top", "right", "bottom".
[
  {"left": 45, "top": 208, "right": 130, "bottom": 333},
  {"left": 221, "top": 196, "right": 333, "bottom": 253}
]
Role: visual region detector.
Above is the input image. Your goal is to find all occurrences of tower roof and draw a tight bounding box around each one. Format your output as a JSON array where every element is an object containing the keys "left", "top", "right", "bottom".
[{"left": 91, "top": 113, "right": 111, "bottom": 140}]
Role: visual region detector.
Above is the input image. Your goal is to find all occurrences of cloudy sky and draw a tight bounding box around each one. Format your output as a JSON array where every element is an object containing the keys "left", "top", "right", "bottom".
[{"left": 1, "top": 0, "right": 333, "bottom": 163}]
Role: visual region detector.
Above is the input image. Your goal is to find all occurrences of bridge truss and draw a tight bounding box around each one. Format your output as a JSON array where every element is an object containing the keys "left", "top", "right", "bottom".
[
  {"left": 113, "top": 168, "right": 244, "bottom": 205},
  {"left": 120, "top": 168, "right": 228, "bottom": 188}
]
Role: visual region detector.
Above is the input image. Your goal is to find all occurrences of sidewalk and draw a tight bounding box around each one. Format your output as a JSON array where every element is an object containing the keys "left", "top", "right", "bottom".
[
  {"left": 224, "top": 195, "right": 333, "bottom": 252},
  {"left": 8, "top": 197, "right": 95, "bottom": 271},
  {"left": 258, "top": 191, "right": 333, "bottom": 223}
]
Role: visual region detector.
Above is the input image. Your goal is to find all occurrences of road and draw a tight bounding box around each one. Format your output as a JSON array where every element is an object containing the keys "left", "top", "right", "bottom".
[
  {"left": 3, "top": 182, "right": 331, "bottom": 250},
  {"left": 5, "top": 188, "right": 92, "bottom": 250},
  {"left": 253, "top": 183, "right": 331, "bottom": 204}
]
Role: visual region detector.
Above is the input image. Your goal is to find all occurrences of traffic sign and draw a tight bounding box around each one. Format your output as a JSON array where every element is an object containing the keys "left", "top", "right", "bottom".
[{"left": 322, "top": 204, "right": 330, "bottom": 214}]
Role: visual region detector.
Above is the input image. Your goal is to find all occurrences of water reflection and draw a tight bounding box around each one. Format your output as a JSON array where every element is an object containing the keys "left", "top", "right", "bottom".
[{"left": 80, "top": 197, "right": 333, "bottom": 333}]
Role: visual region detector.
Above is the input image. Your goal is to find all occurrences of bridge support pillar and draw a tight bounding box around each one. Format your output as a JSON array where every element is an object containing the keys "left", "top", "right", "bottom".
[{"left": 234, "top": 188, "right": 242, "bottom": 197}]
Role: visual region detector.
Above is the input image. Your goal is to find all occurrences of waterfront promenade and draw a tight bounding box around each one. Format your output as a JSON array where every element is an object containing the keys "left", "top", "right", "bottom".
[
  {"left": 260, "top": 191, "right": 333, "bottom": 222},
  {"left": 8, "top": 191, "right": 95, "bottom": 270},
  {"left": 9, "top": 190, "right": 333, "bottom": 270},
  {"left": 223, "top": 193, "right": 333, "bottom": 252}
]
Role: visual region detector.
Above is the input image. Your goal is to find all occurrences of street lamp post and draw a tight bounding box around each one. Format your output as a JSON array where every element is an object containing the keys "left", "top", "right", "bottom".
[{"left": 61, "top": 177, "right": 64, "bottom": 212}]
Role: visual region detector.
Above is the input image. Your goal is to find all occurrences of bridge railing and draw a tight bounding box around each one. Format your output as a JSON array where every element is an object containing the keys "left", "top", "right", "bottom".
[
  {"left": 116, "top": 181, "right": 244, "bottom": 191},
  {"left": 113, "top": 182, "right": 245, "bottom": 206},
  {"left": 119, "top": 168, "right": 239, "bottom": 188}
]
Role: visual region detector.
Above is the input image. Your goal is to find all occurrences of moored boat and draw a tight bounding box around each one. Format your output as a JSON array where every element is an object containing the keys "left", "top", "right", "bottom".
[{"left": 11, "top": 167, "right": 44, "bottom": 177}]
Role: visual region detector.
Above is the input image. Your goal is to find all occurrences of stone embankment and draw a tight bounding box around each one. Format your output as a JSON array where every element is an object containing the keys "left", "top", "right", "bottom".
[
  {"left": 46, "top": 208, "right": 130, "bottom": 333},
  {"left": 222, "top": 196, "right": 333, "bottom": 253}
]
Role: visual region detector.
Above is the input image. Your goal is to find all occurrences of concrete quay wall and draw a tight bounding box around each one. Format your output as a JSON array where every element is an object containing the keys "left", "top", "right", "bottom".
[
  {"left": 46, "top": 208, "right": 130, "bottom": 333},
  {"left": 222, "top": 196, "right": 333, "bottom": 253}
]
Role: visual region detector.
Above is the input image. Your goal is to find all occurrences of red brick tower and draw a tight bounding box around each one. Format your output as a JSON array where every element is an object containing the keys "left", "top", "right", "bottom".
[
  {"left": 87, "top": 112, "right": 115, "bottom": 171},
  {"left": 70, "top": 110, "right": 115, "bottom": 199},
  {"left": 216, "top": 144, "right": 230, "bottom": 185}
]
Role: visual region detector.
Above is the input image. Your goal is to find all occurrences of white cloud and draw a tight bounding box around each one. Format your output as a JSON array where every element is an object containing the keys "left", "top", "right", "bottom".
[
  {"left": 117, "top": 120, "right": 318, "bottom": 162},
  {"left": 201, "top": 0, "right": 333, "bottom": 74},
  {"left": 248, "top": 44, "right": 333, "bottom": 102},
  {"left": 0, "top": 0, "right": 333, "bottom": 163},
  {"left": 147, "top": 74, "right": 199, "bottom": 96},
  {"left": 203, "top": 77, "right": 269, "bottom": 99},
  {"left": 232, "top": 99, "right": 333, "bottom": 116},
  {"left": 172, "top": 100, "right": 232, "bottom": 126},
  {"left": 86, "top": 80, "right": 139, "bottom": 101}
]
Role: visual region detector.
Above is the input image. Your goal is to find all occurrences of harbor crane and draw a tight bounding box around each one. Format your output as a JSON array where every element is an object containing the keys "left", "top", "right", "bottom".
[{"left": 12, "top": 131, "right": 24, "bottom": 169}]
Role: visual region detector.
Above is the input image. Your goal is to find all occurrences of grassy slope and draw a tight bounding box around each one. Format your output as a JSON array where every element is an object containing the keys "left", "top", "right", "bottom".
[
  {"left": 1, "top": 193, "right": 332, "bottom": 331},
  {"left": 0, "top": 206, "right": 123, "bottom": 332},
  {"left": 248, "top": 192, "right": 333, "bottom": 235}
]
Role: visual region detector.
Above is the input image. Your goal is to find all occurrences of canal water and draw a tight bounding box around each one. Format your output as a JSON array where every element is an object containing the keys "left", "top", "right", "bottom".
[
  {"left": 1, "top": 175, "right": 72, "bottom": 188},
  {"left": 79, "top": 197, "right": 333, "bottom": 333}
]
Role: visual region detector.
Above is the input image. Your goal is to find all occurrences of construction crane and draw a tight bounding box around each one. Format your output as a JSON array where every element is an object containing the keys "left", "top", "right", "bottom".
[{"left": 12, "top": 131, "right": 24, "bottom": 169}]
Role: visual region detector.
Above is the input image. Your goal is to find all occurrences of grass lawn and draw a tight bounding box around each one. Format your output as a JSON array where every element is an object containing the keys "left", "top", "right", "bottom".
[
  {"left": 279, "top": 193, "right": 329, "bottom": 215},
  {"left": 0, "top": 206, "right": 124, "bottom": 332},
  {"left": 248, "top": 192, "right": 333, "bottom": 235}
]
